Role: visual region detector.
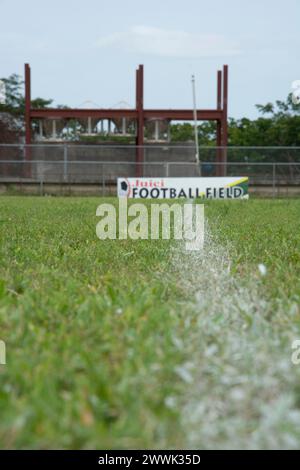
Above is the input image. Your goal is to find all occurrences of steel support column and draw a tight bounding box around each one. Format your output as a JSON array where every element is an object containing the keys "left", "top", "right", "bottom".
[
  {"left": 221, "top": 64, "right": 228, "bottom": 176},
  {"left": 136, "top": 65, "right": 144, "bottom": 177},
  {"left": 24, "top": 63, "right": 31, "bottom": 177},
  {"left": 216, "top": 70, "right": 222, "bottom": 176}
]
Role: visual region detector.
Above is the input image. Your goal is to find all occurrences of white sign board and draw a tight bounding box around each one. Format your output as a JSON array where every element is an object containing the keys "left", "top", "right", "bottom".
[{"left": 118, "top": 177, "right": 249, "bottom": 199}]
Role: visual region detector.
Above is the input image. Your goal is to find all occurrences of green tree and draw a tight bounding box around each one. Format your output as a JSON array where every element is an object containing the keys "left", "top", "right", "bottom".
[
  {"left": 0, "top": 74, "right": 24, "bottom": 114},
  {"left": 0, "top": 73, "right": 54, "bottom": 115}
]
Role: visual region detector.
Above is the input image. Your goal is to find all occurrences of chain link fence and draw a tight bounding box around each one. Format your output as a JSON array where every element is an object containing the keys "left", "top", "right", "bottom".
[{"left": 0, "top": 144, "right": 300, "bottom": 196}]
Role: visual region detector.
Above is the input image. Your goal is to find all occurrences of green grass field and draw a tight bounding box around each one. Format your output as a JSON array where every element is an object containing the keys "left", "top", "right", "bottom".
[{"left": 0, "top": 197, "right": 300, "bottom": 449}]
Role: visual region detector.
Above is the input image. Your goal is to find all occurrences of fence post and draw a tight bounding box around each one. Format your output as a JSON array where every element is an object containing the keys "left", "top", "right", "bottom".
[
  {"left": 272, "top": 163, "right": 276, "bottom": 198},
  {"left": 63, "top": 144, "right": 68, "bottom": 182},
  {"left": 102, "top": 163, "right": 105, "bottom": 197},
  {"left": 40, "top": 178, "right": 44, "bottom": 196},
  {"left": 165, "top": 163, "right": 169, "bottom": 177}
]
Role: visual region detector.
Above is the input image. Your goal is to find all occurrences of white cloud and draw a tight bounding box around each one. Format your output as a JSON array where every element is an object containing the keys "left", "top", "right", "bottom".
[{"left": 96, "top": 26, "right": 240, "bottom": 58}]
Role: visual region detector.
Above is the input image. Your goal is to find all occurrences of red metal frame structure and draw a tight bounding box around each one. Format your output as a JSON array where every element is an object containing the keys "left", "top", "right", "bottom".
[{"left": 24, "top": 63, "right": 228, "bottom": 176}]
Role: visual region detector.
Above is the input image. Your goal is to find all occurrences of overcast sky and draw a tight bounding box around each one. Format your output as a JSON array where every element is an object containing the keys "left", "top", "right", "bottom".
[{"left": 1, "top": 0, "right": 299, "bottom": 118}]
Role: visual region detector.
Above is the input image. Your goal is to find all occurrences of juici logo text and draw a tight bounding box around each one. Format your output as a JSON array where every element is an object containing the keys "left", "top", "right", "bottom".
[{"left": 96, "top": 199, "right": 204, "bottom": 251}]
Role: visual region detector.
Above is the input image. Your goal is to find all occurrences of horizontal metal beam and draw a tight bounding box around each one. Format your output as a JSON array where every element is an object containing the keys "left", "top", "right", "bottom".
[
  {"left": 30, "top": 108, "right": 223, "bottom": 121},
  {"left": 143, "top": 109, "right": 223, "bottom": 120},
  {"left": 30, "top": 109, "right": 138, "bottom": 119}
]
